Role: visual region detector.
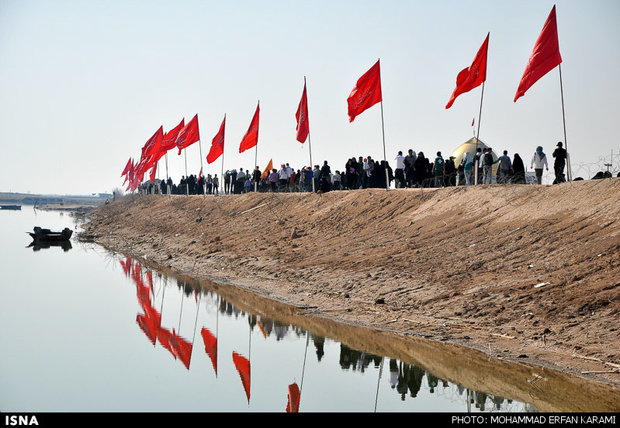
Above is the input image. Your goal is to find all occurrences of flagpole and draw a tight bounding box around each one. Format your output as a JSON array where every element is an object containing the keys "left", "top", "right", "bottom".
[
  {"left": 198, "top": 138, "right": 206, "bottom": 196},
  {"left": 221, "top": 149, "right": 225, "bottom": 196},
  {"left": 378, "top": 59, "right": 389, "bottom": 191},
  {"left": 558, "top": 63, "right": 571, "bottom": 181},
  {"left": 254, "top": 100, "right": 260, "bottom": 193},
  {"left": 184, "top": 150, "right": 189, "bottom": 196},
  {"left": 165, "top": 153, "right": 170, "bottom": 196},
  {"left": 305, "top": 77, "right": 315, "bottom": 193},
  {"left": 380, "top": 100, "right": 389, "bottom": 191},
  {"left": 474, "top": 81, "right": 485, "bottom": 185}
]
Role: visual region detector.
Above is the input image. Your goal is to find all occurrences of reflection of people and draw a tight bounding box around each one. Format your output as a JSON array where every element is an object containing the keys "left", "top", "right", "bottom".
[
  {"left": 530, "top": 146, "right": 549, "bottom": 185},
  {"left": 552, "top": 141, "right": 567, "bottom": 183}
]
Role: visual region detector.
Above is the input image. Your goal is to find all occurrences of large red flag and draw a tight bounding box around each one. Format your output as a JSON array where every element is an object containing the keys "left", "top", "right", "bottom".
[
  {"left": 232, "top": 351, "right": 251, "bottom": 402},
  {"left": 176, "top": 114, "right": 200, "bottom": 155},
  {"left": 206, "top": 115, "right": 226, "bottom": 164},
  {"left": 347, "top": 60, "right": 382, "bottom": 123},
  {"left": 161, "top": 119, "right": 185, "bottom": 152},
  {"left": 514, "top": 5, "right": 562, "bottom": 102},
  {"left": 295, "top": 81, "right": 309, "bottom": 143},
  {"left": 239, "top": 103, "right": 260, "bottom": 153},
  {"left": 445, "top": 33, "right": 489, "bottom": 109}
]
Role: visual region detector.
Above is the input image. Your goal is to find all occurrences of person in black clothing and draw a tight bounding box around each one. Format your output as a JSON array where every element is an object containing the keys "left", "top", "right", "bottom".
[
  {"left": 413, "top": 152, "right": 430, "bottom": 187},
  {"left": 512, "top": 153, "right": 526, "bottom": 184},
  {"left": 319, "top": 160, "right": 332, "bottom": 193},
  {"left": 444, "top": 156, "right": 457, "bottom": 186},
  {"left": 552, "top": 141, "right": 567, "bottom": 183}
]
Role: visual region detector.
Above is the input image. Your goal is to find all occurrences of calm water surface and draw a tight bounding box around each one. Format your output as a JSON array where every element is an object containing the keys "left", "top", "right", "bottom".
[{"left": 0, "top": 207, "right": 535, "bottom": 412}]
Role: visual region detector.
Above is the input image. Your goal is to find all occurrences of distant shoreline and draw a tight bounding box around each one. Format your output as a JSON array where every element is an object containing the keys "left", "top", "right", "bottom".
[{"left": 0, "top": 191, "right": 111, "bottom": 208}]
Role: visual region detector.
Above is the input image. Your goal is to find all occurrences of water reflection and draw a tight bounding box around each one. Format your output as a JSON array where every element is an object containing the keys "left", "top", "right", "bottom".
[
  {"left": 119, "top": 254, "right": 533, "bottom": 413},
  {"left": 27, "top": 240, "right": 73, "bottom": 251}
]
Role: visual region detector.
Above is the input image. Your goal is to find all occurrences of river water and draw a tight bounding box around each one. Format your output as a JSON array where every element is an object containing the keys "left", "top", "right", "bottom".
[{"left": 1, "top": 207, "right": 612, "bottom": 413}]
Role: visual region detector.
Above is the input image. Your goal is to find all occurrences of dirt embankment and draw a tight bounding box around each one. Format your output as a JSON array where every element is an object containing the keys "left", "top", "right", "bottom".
[{"left": 80, "top": 179, "right": 620, "bottom": 391}]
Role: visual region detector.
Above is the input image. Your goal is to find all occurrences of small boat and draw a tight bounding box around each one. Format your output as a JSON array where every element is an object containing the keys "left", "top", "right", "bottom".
[
  {"left": 0, "top": 204, "right": 21, "bottom": 210},
  {"left": 28, "top": 226, "right": 73, "bottom": 242}
]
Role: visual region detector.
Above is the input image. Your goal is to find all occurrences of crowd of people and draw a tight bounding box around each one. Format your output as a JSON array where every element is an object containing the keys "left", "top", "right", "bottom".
[{"left": 138, "top": 143, "right": 571, "bottom": 195}]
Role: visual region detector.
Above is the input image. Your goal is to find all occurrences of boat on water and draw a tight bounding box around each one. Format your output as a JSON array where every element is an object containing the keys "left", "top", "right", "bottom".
[
  {"left": 28, "top": 226, "right": 73, "bottom": 242},
  {"left": 0, "top": 205, "right": 21, "bottom": 210}
]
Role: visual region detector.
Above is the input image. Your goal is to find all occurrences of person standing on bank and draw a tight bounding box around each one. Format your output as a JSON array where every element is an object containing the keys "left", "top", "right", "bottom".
[
  {"left": 530, "top": 146, "right": 549, "bottom": 185},
  {"left": 552, "top": 142, "right": 568, "bottom": 184}
]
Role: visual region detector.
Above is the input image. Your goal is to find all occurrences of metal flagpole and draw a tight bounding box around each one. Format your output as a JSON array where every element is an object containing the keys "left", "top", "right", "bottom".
[
  {"left": 380, "top": 100, "right": 389, "bottom": 190},
  {"left": 378, "top": 59, "right": 389, "bottom": 191},
  {"left": 198, "top": 138, "right": 206, "bottom": 196},
  {"left": 305, "top": 77, "right": 315, "bottom": 193},
  {"left": 221, "top": 148, "right": 225, "bottom": 196},
  {"left": 558, "top": 63, "right": 571, "bottom": 181},
  {"left": 254, "top": 101, "right": 260, "bottom": 193},
  {"left": 474, "top": 81, "right": 485, "bottom": 186},
  {"left": 184, "top": 150, "right": 189, "bottom": 196},
  {"left": 165, "top": 153, "right": 170, "bottom": 196}
]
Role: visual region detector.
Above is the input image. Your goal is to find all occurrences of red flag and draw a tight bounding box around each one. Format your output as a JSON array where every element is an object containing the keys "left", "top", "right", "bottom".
[
  {"left": 445, "top": 33, "right": 489, "bottom": 109},
  {"left": 347, "top": 60, "right": 382, "bottom": 123},
  {"left": 141, "top": 126, "right": 164, "bottom": 161},
  {"left": 514, "top": 6, "right": 562, "bottom": 102},
  {"left": 149, "top": 163, "right": 157, "bottom": 182},
  {"left": 201, "top": 327, "right": 218, "bottom": 375},
  {"left": 239, "top": 103, "right": 260, "bottom": 153},
  {"left": 286, "top": 382, "right": 301, "bottom": 413},
  {"left": 122, "top": 158, "right": 134, "bottom": 185},
  {"left": 136, "top": 127, "right": 164, "bottom": 178},
  {"left": 207, "top": 115, "right": 226, "bottom": 164},
  {"left": 121, "top": 158, "right": 132, "bottom": 177},
  {"left": 232, "top": 351, "right": 251, "bottom": 402},
  {"left": 161, "top": 119, "right": 185, "bottom": 152},
  {"left": 295, "top": 81, "right": 309, "bottom": 143},
  {"left": 176, "top": 114, "right": 200, "bottom": 155}
]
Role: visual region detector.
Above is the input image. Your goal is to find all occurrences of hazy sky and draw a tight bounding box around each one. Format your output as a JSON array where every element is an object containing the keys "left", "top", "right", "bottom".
[{"left": 1, "top": 0, "right": 619, "bottom": 195}]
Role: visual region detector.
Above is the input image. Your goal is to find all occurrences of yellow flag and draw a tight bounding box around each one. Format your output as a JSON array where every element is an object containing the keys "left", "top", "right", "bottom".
[{"left": 261, "top": 159, "right": 273, "bottom": 179}]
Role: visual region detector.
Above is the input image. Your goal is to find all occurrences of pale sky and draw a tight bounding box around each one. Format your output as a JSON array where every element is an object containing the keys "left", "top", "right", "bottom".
[{"left": 1, "top": 0, "right": 619, "bottom": 195}]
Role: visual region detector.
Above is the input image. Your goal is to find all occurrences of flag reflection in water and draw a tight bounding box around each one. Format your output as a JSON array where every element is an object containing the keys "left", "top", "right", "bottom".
[{"left": 117, "top": 255, "right": 528, "bottom": 413}]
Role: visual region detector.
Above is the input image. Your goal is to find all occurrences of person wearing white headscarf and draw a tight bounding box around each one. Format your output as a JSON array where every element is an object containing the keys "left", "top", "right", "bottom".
[{"left": 530, "top": 146, "right": 548, "bottom": 185}]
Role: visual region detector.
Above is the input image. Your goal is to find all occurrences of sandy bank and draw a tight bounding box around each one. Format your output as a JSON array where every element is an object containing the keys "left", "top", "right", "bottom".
[{"left": 80, "top": 179, "right": 620, "bottom": 401}]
